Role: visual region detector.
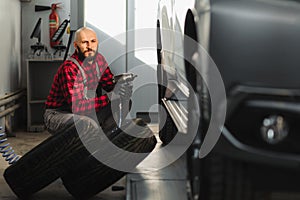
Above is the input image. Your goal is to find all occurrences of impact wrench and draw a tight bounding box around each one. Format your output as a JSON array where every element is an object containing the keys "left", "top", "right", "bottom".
[{"left": 114, "top": 73, "right": 137, "bottom": 127}]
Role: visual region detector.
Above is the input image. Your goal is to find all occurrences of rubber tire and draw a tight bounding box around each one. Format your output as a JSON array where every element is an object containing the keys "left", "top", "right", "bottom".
[
  {"left": 157, "top": 65, "right": 177, "bottom": 145},
  {"left": 197, "top": 153, "right": 253, "bottom": 200},
  {"left": 158, "top": 107, "right": 177, "bottom": 145},
  {"left": 3, "top": 117, "right": 103, "bottom": 199},
  {"left": 61, "top": 118, "right": 157, "bottom": 200}
]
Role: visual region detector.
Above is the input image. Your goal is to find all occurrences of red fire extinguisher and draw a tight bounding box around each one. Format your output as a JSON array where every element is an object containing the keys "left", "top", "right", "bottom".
[{"left": 49, "top": 3, "right": 61, "bottom": 48}]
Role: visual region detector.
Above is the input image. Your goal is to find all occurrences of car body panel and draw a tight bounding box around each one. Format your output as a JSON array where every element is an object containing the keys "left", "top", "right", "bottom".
[{"left": 157, "top": 0, "right": 300, "bottom": 166}]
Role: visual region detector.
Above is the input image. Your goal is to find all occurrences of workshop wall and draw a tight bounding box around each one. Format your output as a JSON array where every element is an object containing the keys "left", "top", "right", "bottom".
[
  {"left": 21, "top": 0, "right": 70, "bottom": 87},
  {"left": 84, "top": 1, "right": 158, "bottom": 118},
  {"left": 0, "top": 0, "right": 21, "bottom": 94},
  {"left": 0, "top": 0, "right": 21, "bottom": 129},
  {"left": 20, "top": 0, "right": 158, "bottom": 120}
]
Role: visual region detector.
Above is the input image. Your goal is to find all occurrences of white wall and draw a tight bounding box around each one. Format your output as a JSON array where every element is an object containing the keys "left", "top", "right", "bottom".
[
  {"left": 0, "top": 0, "right": 21, "bottom": 129},
  {"left": 85, "top": 1, "right": 159, "bottom": 118},
  {"left": 0, "top": 0, "right": 21, "bottom": 94},
  {"left": 21, "top": 0, "right": 70, "bottom": 87},
  {"left": 128, "top": 0, "right": 159, "bottom": 117}
]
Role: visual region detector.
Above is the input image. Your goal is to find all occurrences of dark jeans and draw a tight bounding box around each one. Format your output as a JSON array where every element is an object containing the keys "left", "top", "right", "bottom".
[
  {"left": 43, "top": 109, "right": 98, "bottom": 135},
  {"left": 44, "top": 100, "right": 131, "bottom": 135}
]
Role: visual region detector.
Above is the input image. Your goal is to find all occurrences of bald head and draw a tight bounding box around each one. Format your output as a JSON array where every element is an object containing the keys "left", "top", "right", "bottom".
[
  {"left": 74, "top": 27, "right": 99, "bottom": 61},
  {"left": 74, "top": 27, "right": 97, "bottom": 43}
]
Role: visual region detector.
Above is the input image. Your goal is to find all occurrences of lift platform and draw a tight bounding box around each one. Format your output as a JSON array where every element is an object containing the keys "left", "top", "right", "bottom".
[{"left": 126, "top": 142, "right": 189, "bottom": 200}]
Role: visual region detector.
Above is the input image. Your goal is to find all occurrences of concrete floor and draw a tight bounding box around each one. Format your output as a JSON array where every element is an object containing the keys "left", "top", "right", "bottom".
[
  {"left": 0, "top": 130, "right": 127, "bottom": 200},
  {"left": 0, "top": 124, "right": 161, "bottom": 200}
]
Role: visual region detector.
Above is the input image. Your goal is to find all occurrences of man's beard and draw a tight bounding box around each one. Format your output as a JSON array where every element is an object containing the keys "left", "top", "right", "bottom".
[{"left": 77, "top": 47, "right": 98, "bottom": 63}]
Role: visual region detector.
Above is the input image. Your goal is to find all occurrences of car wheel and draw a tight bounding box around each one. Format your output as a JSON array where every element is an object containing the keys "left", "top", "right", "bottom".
[
  {"left": 156, "top": 21, "right": 177, "bottom": 145},
  {"left": 61, "top": 118, "right": 157, "bottom": 200},
  {"left": 157, "top": 53, "right": 177, "bottom": 145},
  {"left": 158, "top": 109, "right": 177, "bottom": 145},
  {"left": 3, "top": 122, "right": 87, "bottom": 199},
  {"left": 3, "top": 117, "right": 105, "bottom": 199},
  {"left": 199, "top": 154, "right": 254, "bottom": 200}
]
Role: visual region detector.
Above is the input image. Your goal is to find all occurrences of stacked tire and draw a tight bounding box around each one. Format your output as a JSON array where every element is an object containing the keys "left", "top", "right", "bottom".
[{"left": 4, "top": 117, "right": 156, "bottom": 199}]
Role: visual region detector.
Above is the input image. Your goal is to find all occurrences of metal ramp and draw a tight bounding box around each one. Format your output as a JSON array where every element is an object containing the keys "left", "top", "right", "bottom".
[{"left": 126, "top": 152, "right": 188, "bottom": 200}]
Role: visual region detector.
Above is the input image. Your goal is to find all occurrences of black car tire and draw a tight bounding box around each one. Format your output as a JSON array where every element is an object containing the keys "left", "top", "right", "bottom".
[
  {"left": 158, "top": 109, "right": 177, "bottom": 145},
  {"left": 198, "top": 154, "right": 253, "bottom": 200},
  {"left": 3, "top": 118, "right": 104, "bottom": 199},
  {"left": 61, "top": 119, "right": 157, "bottom": 200},
  {"left": 157, "top": 56, "right": 177, "bottom": 145},
  {"left": 3, "top": 124, "right": 79, "bottom": 199}
]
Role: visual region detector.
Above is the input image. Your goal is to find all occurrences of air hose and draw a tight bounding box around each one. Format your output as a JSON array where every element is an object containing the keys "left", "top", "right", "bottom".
[{"left": 0, "top": 127, "right": 21, "bottom": 165}]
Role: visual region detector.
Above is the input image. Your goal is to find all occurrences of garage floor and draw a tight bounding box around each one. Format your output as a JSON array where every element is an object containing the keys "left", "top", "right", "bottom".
[
  {"left": 0, "top": 124, "right": 188, "bottom": 200},
  {"left": 0, "top": 130, "right": 127, "bottom": 200}
]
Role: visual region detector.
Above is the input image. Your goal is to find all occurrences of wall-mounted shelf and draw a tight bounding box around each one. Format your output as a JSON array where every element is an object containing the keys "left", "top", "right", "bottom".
[{"left": 26, "top": 59, "right": 62, "bottom": 132}]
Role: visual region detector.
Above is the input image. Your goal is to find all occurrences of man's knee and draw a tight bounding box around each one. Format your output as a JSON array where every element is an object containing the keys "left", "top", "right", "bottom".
[
  {"left": 73, "top": 115, "right": 100, "bottom": 131},
  {"left": 44, "top": 109, "right": 101, "bottom": 136}
]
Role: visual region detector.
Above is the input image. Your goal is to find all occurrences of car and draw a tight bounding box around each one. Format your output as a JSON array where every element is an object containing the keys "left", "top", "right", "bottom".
[{"left": 157, "top": 0, "right": 300, "bottom": 199}]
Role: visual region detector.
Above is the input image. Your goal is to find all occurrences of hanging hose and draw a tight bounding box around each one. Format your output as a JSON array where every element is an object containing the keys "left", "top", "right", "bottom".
[{"left": 0, "top": 127, "right": 20, "bottom": 165}]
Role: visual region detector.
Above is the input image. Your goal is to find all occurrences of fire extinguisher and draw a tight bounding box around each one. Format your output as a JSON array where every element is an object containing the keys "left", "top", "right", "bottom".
[{"left": 49, "top": 3, "right": 61, "bottom": 48}]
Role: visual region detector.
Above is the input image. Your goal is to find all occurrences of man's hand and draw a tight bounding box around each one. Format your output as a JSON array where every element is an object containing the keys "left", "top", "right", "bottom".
[
  {"left": 106, "top": 90, "right": 117, "bottom": 101},
  {"left": 106, "top": 81, "right": 133, "bottom": 101},
  {"left": 114, "top": 73, "right": 135, "bottom": 100},
  {"left": 118, "top": 81, "right": 133, "bottom": 100}
]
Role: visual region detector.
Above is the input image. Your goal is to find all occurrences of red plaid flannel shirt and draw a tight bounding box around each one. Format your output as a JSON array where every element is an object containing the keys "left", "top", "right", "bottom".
[{"left": 45, "top": 52, "right": 115, "bottom": 115}]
